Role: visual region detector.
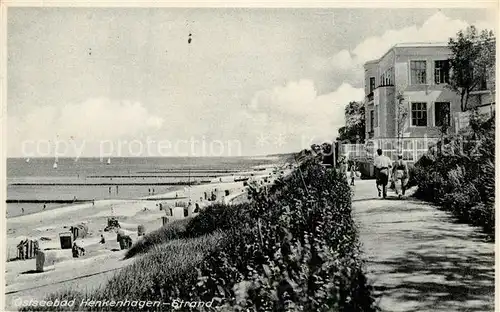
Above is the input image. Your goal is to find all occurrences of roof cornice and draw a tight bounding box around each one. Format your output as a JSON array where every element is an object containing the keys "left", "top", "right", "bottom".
[{"left": 364, "top": 42, "right": 449, "bottom": 67}]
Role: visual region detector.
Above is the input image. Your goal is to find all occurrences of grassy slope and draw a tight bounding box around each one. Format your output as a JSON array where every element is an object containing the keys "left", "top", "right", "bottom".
[{"left": 23, "top": 232, "right": 225, "bottom": 312}]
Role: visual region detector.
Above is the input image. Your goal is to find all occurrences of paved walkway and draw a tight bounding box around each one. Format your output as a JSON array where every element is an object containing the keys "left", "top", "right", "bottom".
[{"left": 351, "top": 180, "right": 495, "bottom": 312}]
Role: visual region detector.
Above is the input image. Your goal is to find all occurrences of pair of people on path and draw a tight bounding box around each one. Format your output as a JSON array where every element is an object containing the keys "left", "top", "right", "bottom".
[{"left": 374, "top": 149, "right": 408, "bottom": 199}]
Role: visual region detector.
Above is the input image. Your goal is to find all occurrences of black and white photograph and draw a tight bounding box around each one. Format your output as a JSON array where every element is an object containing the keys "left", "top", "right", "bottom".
[{"left": 2, "top": 2, "right": 497, "bottom": 311}]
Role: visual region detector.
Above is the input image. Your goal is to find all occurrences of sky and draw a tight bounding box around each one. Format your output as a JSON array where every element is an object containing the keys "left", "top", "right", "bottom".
[{"left": 7, "top": 7, "right": 497, "bottom": 157}]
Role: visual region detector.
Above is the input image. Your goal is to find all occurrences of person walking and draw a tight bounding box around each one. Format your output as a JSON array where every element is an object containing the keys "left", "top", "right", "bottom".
[
  {"left": 374, "top": 148, "right": 392, "bottom": 199},
  {"left": 350, "top": 160, "right": 357, "bottom": 186},
  {"left": 72, "top": 242, "right": 79, "bottom": 258},
  {"left": 338, "top": 156, "right": 348, "bottom": 180},
  {"left": 392, "top": 154, "right": 409, "bottom": 199}
]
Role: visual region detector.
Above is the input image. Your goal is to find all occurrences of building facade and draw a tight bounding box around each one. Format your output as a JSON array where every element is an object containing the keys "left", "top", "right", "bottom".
[{"left": 364, "top": 43, "right": 495, "bottom": 143}]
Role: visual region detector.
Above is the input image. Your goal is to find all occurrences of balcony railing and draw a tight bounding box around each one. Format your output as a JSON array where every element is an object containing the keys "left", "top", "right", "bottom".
[{"left": 340, "top": 137, "right": 440, "bottom": 163}]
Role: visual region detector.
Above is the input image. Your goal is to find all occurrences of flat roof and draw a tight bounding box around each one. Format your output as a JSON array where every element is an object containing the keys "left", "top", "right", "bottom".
[
  {"left": 364, "top": 42, "right": 449, "bottom": 66},
  {"left": 393, "top": 42, "right": 448, "bottom": 48}
]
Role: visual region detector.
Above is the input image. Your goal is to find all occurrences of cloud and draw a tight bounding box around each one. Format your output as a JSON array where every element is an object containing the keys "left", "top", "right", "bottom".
[
  {"left": 237, "top": 80, "right": 364, "bottom": 154},
  {"left": 316, "top": 12, "right": 496, "bottom": 81},
  {"left": 353, "top": 12, "right": 471, "bottom": 64},
  {"left": 8, "top": 98, "right": 164, "bottom": 156}
]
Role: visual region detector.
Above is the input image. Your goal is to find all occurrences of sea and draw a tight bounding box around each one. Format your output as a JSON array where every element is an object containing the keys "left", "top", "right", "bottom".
[{"left": 7, "top": 157, "right": 278, "bottom": 218}]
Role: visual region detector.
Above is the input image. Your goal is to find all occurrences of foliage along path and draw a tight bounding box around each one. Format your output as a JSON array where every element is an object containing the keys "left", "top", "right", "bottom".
[{"left": 352, "top": 180, "right": 494, "bottom": 312}]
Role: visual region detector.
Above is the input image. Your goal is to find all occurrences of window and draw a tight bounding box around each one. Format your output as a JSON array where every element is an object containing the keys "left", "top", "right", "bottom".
[
  {"left": 369, "top": 110, "right": 374, "bottom": 132},
  {"left": 435, "top": 102, "right": 450, "bottom": 127},
  {"left": 380, "top": 73, "right": 385, "bottom": 86},
  {"left": 386, "top": 68, "right": 392, "bottom": 85},
  {"left": 369, "top": 77, "right": 375, "bottom": 93},
  {"left": 411, "top": 102, "right": 427, "bottom": 126},
  {"left": 434, "top": 60, "right": 450, "bottom": 84},
  {"left": 410, "top": 61, "right": 427, "bottom": 84},
  {"left": 374, "top": 107, "right": 379, "bottom": 128}
]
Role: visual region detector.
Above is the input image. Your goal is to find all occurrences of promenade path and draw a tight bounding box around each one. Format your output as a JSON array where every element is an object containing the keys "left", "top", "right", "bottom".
[{"left": 352, "top": 180, "right": 495, "bottom": 312}]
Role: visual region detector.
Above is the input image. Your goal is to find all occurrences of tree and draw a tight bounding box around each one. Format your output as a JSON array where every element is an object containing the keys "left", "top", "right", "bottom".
[
  {"left": 320, "top": 142, "right": 334, "bottom": 166},
  {"left": 336, "top": 101, "right": 365, "bottom": 143},
  {"left": 395, "top": 92, "right": 408, "bottom": 154},
  {"left": 310, "top": 144, "right": 322, "bottom": 156},
  {"left": 308, "top": 142, "right": 334, "bottom": 166},
  {"left": 448, "top": 25, "right": 496, "bottom": 112}
]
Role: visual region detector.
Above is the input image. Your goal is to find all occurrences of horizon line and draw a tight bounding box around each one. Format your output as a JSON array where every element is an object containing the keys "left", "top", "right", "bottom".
[{"left": 6, "top": 154, "right": 294, "bottom": 159}]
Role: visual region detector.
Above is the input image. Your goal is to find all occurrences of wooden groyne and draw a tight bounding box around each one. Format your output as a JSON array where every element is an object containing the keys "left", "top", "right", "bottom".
[
  {"left": 142, "top": 196, "right": 188, "bottom": 201},
  {"left": 86, "top": 175, "right": 220, "bottom": 178},
  {"left": 136, "top": 170, "right": 241, "bottom": 174},
  {"left": 9, "top": 182, "right": 207, "bottom": 186},
  {"left": 6, "top": 199, "right": 91, "bottom": 204}
]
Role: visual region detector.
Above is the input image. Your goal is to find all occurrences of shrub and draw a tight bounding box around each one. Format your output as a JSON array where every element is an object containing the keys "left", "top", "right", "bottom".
[
  {"left": 413, "top": 114, "right": 495, "bottom": 235},
  {"left": 405, "top": 164, "right": 418, "bottom": 188},
  {"left": 470, "top": 203, "right": 495, "bottom": 233}
]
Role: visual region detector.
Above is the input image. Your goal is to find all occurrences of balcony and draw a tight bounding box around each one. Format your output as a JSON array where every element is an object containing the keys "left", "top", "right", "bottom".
[{"left": 377, "top": 83, "right": 394, "bottom": 88}]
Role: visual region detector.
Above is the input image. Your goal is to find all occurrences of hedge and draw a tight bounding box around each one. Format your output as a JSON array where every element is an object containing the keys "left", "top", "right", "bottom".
[
  {"left": 176, "top": 158, "right": 377, "bottom": 311},
  {"left": 413, "top": 111, "right": 495, "bottom": 235}
]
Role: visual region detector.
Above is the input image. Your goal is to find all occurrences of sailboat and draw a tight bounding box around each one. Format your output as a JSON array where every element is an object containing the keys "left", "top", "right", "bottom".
[
  {"left": 53, "top": 156, "right": 58, "bottom": 169},
  {"left": 107, "top": 157, "right": 111, "bottom": 165},
  {"left": 25, "top": 158, "right": 30, "bottom": 163}
]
